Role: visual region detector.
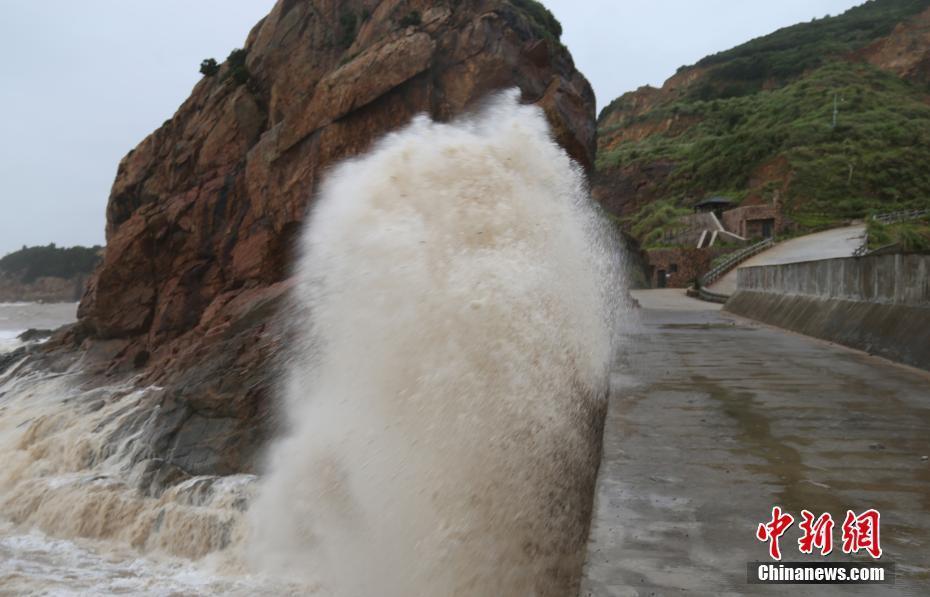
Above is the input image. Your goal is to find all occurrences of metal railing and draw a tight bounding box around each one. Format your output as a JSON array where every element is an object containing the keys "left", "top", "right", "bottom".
[
  {"left": 698, "top": 237, "right": 775, "bottom": 288},
  {"left": 873, "top": 208, "right": 930, "bottom": 225},
  {"left": 854, "top": 208, "right": 930, "bottom": 256}
]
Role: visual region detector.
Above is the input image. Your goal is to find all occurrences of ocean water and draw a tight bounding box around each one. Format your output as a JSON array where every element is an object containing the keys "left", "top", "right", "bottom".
[
  {"left": 0, "top": 304, "right": 307, "bottom": 595},
  {"left": 0, "top": 302, "right": 78, "bottom": 354},
  {"left": 0, "top": 330, "right": 20, "bottom": 354},
  {"left": 0, "top": 302, "right": 242, "bottom": 594},
  {"left": 0, "top": 520, "right": 304, "bottom": 596}
]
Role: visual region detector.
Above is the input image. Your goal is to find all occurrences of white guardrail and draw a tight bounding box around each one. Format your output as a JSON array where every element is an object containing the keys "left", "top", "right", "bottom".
[
  {"left": 699, "top": 238, "right": 775, "bottom": 288},
  {"left": 854, "top": 208, "right": 930, "bottom": 256},
  {"left": 690, "top": 237, "right": 776, "bottom": 303}
]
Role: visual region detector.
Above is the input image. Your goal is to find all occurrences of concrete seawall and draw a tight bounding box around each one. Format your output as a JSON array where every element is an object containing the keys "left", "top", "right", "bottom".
[{"left": 724, "top": 254, "right": 930, "bottom": 371}]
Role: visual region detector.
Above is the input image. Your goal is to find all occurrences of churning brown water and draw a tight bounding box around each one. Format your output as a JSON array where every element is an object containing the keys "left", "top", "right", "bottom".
[{"left": 0, "top": 93, "right": 625, "bottom": 596}]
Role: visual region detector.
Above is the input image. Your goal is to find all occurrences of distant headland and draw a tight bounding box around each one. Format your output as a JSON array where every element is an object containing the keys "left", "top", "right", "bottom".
[{"left": 0, "top": 244, "right": 102, "bottom": 303}]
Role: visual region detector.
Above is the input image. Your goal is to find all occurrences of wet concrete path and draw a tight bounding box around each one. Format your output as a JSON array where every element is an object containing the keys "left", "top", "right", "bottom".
[{"left": 581, "top": 290, "right": 930, "bottom": 596}]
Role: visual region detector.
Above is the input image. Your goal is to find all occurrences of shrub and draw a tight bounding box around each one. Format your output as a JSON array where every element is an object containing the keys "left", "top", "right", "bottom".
[
  {"left": 199, "top": 58, "right": 219, "bottom": 77},
  {"left": 868, "top": 216, "right": 930, "bottom": 251},
  {"left": 895, "top": 223, "right": 930, "bottom": 252},
  {"left": 226, "top": 48, "right": 250, "bottom": 85},
  {"left": 509, "top": 0, "right": 562, "bottom": 41}
]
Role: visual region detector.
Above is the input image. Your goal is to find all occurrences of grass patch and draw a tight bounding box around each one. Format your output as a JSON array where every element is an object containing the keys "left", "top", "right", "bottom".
[
  {"left": 628, "top": 199, "right": 692, "bottom": 247},
  {"left": 867, "top": 215, "right": 930, "bottom": 251}
]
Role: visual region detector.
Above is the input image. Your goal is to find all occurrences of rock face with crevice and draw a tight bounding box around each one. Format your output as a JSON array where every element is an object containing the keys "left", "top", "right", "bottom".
[{"left": 50, "top": 0, "right": 596, "bottom": 477}]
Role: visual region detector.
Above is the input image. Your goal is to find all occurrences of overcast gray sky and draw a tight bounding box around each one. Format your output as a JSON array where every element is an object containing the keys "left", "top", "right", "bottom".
[{"left": 0, "top": 0, "right": 862, "bottom": 257}]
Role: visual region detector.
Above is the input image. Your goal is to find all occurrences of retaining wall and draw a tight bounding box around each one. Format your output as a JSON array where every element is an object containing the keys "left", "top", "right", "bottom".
[{"left": 725, "top": 254, "right": 930, "bottom": 371}]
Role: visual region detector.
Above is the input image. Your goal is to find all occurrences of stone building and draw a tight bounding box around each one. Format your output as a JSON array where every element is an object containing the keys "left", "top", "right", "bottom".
[
  {"left": 640, "top": 193, "right": 791, "bottom": 288},
  {"left": 720, "top": 194, "right": 789, "bottom": 240}
]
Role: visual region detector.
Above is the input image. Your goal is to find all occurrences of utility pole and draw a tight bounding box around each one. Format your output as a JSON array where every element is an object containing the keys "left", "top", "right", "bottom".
[{"left": 832, "top": 93, "right": 839, "bottom": 129}]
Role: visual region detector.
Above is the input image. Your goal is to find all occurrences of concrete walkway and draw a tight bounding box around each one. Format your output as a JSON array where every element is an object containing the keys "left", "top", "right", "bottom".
[
  {"left": 709, "top": 225, "right": 866, "bottom": 295},
  {"left": 581, "top": 289, "right": 930, "bottom": 596}
]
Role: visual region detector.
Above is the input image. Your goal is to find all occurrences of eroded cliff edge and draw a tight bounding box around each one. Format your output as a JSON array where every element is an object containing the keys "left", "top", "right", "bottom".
[{"left": 36, "top": 0, "right": 596, "bottom": 477}]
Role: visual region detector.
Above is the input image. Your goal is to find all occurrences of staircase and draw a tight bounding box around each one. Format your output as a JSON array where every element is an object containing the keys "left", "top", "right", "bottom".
[{"left": 692, "top": 238, "right": 776, "bottom": 303}]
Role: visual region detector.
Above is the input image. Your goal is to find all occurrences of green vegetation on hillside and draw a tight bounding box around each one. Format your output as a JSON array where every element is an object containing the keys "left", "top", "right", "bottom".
[
  {"left": 689, "top": 0, "right": 930, "bottom": 99},
  {"left": 598, "top": 59, "right": 930, "bottom": 229},
  {"left": 508, "top": 0, "right": 563, "bottom": 42},
  {"left": 597, "top": 0, "right": 930, "bottom": 246},
  {"left": 0, "top": 244, "right": 102, "bottom": 284},
  {"left": 867, "top": 214, "right": 930, "bottom": 250},
  {"left": 628, "top": 200, "right": 691, "bottom": 247}
]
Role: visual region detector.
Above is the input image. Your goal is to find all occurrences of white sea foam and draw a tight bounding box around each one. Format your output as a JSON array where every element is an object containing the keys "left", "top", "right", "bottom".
[
  {"left": 0, "top": 520, "right": 305, "bottom": 596},
  {"left": 248, "top": 92, "right": 626, "bottom": 596}
]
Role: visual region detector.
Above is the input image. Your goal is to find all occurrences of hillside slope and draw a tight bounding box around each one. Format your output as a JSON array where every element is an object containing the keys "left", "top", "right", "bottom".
[{"left": 595, "top": 0, "right": 930, "bottom": 239}]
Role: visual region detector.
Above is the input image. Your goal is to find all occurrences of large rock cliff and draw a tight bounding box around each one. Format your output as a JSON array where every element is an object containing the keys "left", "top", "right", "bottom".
[{"left": 53, "top": 0, "right": 596, "bottom": 476}]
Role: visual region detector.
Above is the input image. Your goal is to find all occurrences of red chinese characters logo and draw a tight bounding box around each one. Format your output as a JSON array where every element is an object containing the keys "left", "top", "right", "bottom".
[
  {"left": 798, "top": 510, "right": 834, "bottom": 555},
  {"left": 842, "top": 509, "right": 882, "bottom": 559},
  {"left": 756, "top": 506, "right": 794, "bottom": 561},
  {"left": 757, "top": 507, "right": 882, "bottom": 560}
]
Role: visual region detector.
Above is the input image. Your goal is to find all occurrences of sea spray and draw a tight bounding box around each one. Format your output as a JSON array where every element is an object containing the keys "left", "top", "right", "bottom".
[
  {"left": 249, "top": 92, "right": 626, "bottom": 596},
  {"left": 0, "top": 92, "right": 627, "bottom": 595}
]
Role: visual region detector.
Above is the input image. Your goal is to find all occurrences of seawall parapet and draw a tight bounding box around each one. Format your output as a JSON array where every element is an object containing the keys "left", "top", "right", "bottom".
[{"left": 725, "top": 254, "right": 930, "bottom": 371}]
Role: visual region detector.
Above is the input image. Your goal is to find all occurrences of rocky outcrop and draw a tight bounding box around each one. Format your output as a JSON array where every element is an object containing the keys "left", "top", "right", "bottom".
[
  {"left": 592, "top": 160, "right": 676, "bottom": 219},
  {"left": 594, "top": 71, "right": 710, "bottom": 220},
  {"left": 51, "top": 0, "right": 596, "bottom": 477}
]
